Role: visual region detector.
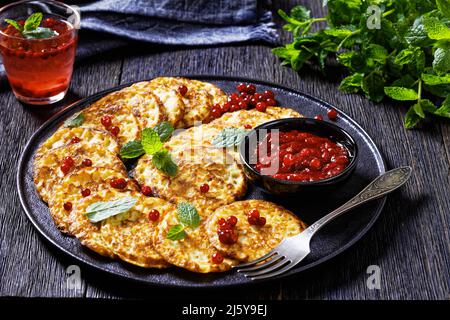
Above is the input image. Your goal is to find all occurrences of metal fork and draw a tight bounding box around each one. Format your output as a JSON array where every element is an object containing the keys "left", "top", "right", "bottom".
[{"left": 236, "top": 166, "right": 412, "bottom": 280}]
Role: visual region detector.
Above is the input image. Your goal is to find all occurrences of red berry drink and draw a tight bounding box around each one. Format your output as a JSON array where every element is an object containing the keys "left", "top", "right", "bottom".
[{"left": 0, "top": 1, "right": 80, "bottom": 105}]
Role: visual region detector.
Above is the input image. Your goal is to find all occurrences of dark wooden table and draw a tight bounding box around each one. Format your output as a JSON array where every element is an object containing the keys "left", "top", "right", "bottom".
[{"left": 1, "top": 1, "right": 449, "bottom": 300}]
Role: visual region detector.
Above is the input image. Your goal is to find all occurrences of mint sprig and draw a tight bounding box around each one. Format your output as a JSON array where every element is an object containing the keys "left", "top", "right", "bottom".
[
  {"left": 166, "top": 202, "right": 200, "bottom": 240},
  {"left": 118, "top": 122, "right": 178, "bottom": 176},
  {"left": 4, "top": 12, "right": 58, "bottom": 39}
]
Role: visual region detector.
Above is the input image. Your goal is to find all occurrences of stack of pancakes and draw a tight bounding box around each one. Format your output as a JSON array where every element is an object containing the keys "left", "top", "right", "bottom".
[{"left": 33, "top": 77, "right": 307, "bottom": 273}]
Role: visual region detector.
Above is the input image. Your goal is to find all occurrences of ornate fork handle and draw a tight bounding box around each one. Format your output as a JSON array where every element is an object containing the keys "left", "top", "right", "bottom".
[{"left": 303, "top": 167, "right": 412, "bottom": 238}]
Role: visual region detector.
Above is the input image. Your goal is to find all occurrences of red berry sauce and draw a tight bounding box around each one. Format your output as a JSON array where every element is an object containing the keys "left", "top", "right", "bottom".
[{"left": 254, "top": 130, "right": 350, "bottom": 182}]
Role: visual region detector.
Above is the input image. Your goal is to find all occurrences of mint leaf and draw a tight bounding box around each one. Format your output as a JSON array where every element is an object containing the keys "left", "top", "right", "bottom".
[
  {"left": 384, "top": 87, "right": 418, "bottom": 101},
  {"left": 213, "top": 128, "right": 249, "bottom": 148},
  {"left": 423, "top": 16, "right": 450, "bottom": 40},
  {"left": 24, "top": 12, "right": 42, "bottom": 32},
  {"left": 166, "top": 224, "right": 187, "bottom": 240},
  {"left": 64, "top": 113, "right": 84, "bottom": 128},
  {"left": 420, "top": 99, "right": 437, "bottom": 113},
  {"left": 437, "top": 0, "right": 450, "bottom": 20},
  {"left": 23, "top": 27, "right": 58, "bottom": 39},
  {"left": 177, "top": 202, "right": 200, "bottom": 228},
  {"left": 153, "top": 121, "right": 174, "bottom": 142},
  {"left": 141, "top": 128, "right": 163, "bottom": 155},
  {"left": 119, "top": 140, "right": 144, "bottom": 159},
  {"left": 152, "top": 149, "right": 178, "bottom": 176},
  {"left": 421, "top": 73, "right": 450, "bottom": 85},
  {"left": 404, "top": 104, "right": 422, "bottom": 129},
  {"left": 339, "top": 73, "right": 363, "bottom": 93},
  {"left": 405, "top": 17, "right": 431, "bottom": 46},
  {"left": 86, "top": 197, "right": 137, "bottom": 223},
  {"left": 395, "top": 49, "right": 416, "bottom": 65},
  {"left": 433, "top": 47, "right": 450, "bottom": 74},
  {"left": 4, "top": 19, "right": 23, "bottom": 32},
  {"left": 362, "top": 72, "right": 384, "bottom": 103},
  {"left": 434, "top": 96, "right": 450, "bottom": 118}
]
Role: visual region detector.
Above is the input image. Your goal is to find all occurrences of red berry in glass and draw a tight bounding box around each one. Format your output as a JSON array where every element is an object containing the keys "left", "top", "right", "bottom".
[
  {"left": 178, "top": 85, "right": 188, "bottom": 96},
  {"left": 0, "top": 14, "right": 78, "bottom": 103},
  {"left": 148, "top": 209, "right": 160, "bottom": 222},
  {"left": 141, "top": 185, "right": 153, "bottom": 196}
]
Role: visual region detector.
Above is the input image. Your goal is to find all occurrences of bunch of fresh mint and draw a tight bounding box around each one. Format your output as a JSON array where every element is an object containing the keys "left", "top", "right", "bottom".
[
  {"left": 5, "top": 12, "right": 58, "bottom": 39},
  {"left": 273, "top": 0, "right": 450, "bottom": 128}
]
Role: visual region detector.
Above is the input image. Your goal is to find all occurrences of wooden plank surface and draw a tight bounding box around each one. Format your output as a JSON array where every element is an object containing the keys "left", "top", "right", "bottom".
[{"left": 0, "top": 0, "right": 449, "bottom": 299}]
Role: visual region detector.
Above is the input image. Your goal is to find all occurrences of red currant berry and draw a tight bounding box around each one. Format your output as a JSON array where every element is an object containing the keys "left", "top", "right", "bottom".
[
  {"left": 211, "top": 107, "right": 222, "bottom": 118},
  {"left": 256, "top": 102, "right": 267, "bottom": 112},
  {"left": 221, "top": 102, "right": 231, "bottom": 113},
  {"left": 63, "top": 202, "right": 72, "bottom": 211},
  {"left": 238, "top": 101, "right": 248, "bottom": 110},
  {"left": 82, "top": 158, "right": 92, "bottom": 167},
  {"left": 237, "top": 83, "right": 247, "bottom": 92},
  {"left": 244, "top": 124, "right": 252, "bottom": 129},
  {"left": 110, "top": 178, "right": 127, "bottom": 189},
  {"left": 314, "top": 114, "right": 323, "bottom": 121},
  {"left": 218, "top": 218, "right": 229, "bottom": 229},
  {"left": 227, "top": 215, "right": 238, "bottom": 227},
  {"left": 263, "top": 90, "right": 275, "bottom": 99},
  {"left": 178, "top": 85, "right": 188, "bottom": 96},
  {"left": 148, "top": 209, "right": 160, "bottom": 222},
  {"left": 245, "top": 84, "right": 256, "bottom": 95},
  {"left": 109, "top": 126, "right": 120, "bottom": 136},
  {"left": 141, "top": 185, "right": 153, "bottom": 196},
  {"left": 63, "top": 156, "right": 74, "bottom": 167},
  {"left": 212, "top": 252, "right": 224, "bottom": 264},
  {"left": 81, "top": 188, "right": 91, "bottom": 197},
  {"left": 200, "top": 183, "right": 210, "bottom": 193},
  {"left": 60, "top": 163, "right": 71, "bottom": 175},
  {"left": 70, "top": 137, "right": 81, "bottom": 144},
  {"left": 101, "top": 115, "right": 112, "bottom": 128},
  {"left": 327, "top": 108, "right": 338, "bottom": 120},
  {"left": 266, "top": 98, "right": 276, "bottom": 106},
  {"left": 248, "top": 209, "right": 260, "bottom": 219},
  {"left": 257, "top": 217, "right": 266, "bottom": 226}
]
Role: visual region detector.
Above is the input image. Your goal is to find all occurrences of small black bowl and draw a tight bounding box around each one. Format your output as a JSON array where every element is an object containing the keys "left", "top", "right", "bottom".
[{"left": 239, "top": 118, "right": 358, "bottom": 195}]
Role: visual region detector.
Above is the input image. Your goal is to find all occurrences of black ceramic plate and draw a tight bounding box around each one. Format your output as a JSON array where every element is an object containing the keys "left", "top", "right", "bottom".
[{"left": 17, "top": 75, "right": 386, "bottom": 288}]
